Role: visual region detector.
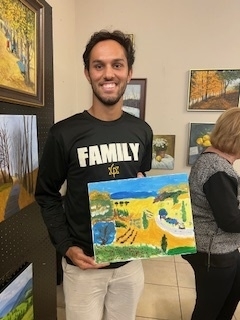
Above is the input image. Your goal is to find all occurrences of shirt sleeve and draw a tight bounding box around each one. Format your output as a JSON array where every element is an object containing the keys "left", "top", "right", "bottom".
[
  {"left": 35, "top": 130, "right": 73, "bottom": 256},
  {"left": 140, "top": 127, "right": 153, "bottom": 174},
  {"left": 203, "top": 171, "right": 240, "bottom": 232}
]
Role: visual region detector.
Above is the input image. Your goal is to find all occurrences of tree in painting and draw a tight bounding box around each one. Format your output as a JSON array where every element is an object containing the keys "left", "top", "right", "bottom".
[
  {"left": 0, "top": 115, "right": 38, "bottom": 221},
  {"left": 0, "top": 0, "right": 36, "bottom": 92},
  {"left": 189, "top": 70, "right": 240, "bottom": 110}
]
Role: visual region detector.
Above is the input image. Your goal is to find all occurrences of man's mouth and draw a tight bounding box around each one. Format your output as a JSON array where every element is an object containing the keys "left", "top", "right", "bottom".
[{"left": 102, "top": 83, "right": 116, "bottom": 92}]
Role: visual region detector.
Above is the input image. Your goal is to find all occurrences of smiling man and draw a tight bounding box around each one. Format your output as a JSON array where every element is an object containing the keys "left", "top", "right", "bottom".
[{"left": 35, "top": 30, "right": 153, "bottom": 320}]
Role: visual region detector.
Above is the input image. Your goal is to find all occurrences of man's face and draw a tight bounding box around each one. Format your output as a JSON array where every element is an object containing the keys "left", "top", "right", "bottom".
[{"left": 85, "top": 40, "right": 132, "bottom": 106}]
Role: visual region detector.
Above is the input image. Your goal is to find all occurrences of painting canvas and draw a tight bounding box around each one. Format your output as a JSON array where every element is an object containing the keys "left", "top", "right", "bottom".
[
  {"left": 188, "top": 122, "right": 214, "bottom": 166},
  {"left": 187, "top": 69, "right": 240, "bottom": 111},
  {"left": 0, "top": 115, "right": 39, "bottom": 222},
  {"left": 88, "top": 173, "right": 196, "bottom": 263},
  {"left": 0, "top": 0, "right": 44, "bottom": 106},
  {"left": 0, "top": 263, "right": 34, "bottom": 319},
  {"left": 122, "top": 78, "right": 146, "bottom": 119},
  {"left": 152, "top": 135, "right": 175, "bottom": 170}
]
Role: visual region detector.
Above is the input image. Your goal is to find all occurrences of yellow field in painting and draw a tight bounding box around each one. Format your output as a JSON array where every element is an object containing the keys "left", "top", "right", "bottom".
[{"left": 112, "top": 192, "right": 195, "bottom": 250}]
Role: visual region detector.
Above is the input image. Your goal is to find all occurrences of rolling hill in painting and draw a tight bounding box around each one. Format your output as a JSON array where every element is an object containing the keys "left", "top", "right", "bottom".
[
  {"left": 0, "top": 264, "right": 33, "bottom": 320},
  {"left": 88, "top": 173, "right": 196, "bottom": 263}
]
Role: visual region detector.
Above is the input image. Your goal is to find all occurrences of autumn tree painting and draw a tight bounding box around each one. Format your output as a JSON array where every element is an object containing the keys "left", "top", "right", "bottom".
[
  {"left": 0, "top": 115, "right": 38, "bottom": 222},
  {"left": 188, "top": 69, "right": 240, "bottom": 111},
  {"left": 0, "top": 0, "right": 36, "bottom": 94}
]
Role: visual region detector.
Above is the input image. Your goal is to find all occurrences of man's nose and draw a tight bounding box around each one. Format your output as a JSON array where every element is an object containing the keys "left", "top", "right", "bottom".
[{"left": 104, "top": 66, "right": 114, "bottom": 79}]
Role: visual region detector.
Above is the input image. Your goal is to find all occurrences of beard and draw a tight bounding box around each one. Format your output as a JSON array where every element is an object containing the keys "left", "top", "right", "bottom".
[{"left": 91, "top": 81, "right": 128, "bottom": 106}]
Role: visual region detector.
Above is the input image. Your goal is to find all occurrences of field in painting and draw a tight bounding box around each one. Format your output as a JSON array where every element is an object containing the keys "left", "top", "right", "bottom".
[{"left": 88, "top": 173, "right": 196, "bottom": 263}]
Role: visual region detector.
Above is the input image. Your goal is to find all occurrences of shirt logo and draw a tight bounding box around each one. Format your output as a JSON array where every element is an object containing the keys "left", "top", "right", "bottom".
[{"left": 77, "top": 143, "right": 139, "bottom": 167}]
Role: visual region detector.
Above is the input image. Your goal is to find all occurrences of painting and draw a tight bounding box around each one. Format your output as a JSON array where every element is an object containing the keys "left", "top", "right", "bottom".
[
  {"left": 0, "top": 115, "right": 39, "bottom": 222},
  {"left": 187, "top": 69, "right": 240, "bottom": 111},
  {"left": 152, "top": 135, "right": 175, "bottom": 170},
  {"left": 0, "top": 263, "right": 34, "bottom": 319},
  {"left": 0, "top": 0, "right": 44, "bottom": 107},
  {"left": 88, "top": 173, "right": 196, "bottom": 264},
  {"left": 123, "top": 78, "right": 146, "bottom": 119},
  {"left": 188, "top": 122, "right": 214, "bottom": 165},
  {"left": 126, "top": 34, "right": 134, "bottom": 47}
]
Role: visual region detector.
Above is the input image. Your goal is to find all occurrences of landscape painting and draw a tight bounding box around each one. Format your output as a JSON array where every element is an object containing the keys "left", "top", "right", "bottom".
[
  {"left": 187, "top": 69, "right": 240, "bottom": 111},
  {"left": 122, "top": 78, "right": 146, "bottom": 119},
  {"left": 0, "top": 115, "right": 39, "bottom": 222},
  {"left": 0, "top": 263, "right": 34, "bottom": 320},
  {"left": 0, "top": 0, "right": 44, "bottom": 106},
  {"left": 88, "top": 173, "right": 196, "bottom": 263}
]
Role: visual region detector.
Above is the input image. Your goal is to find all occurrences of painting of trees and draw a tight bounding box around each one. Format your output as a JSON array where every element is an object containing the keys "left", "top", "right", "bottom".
[
  {"left": 0, "top": 0, "right": 44, "bottom": 106},
  {"left": 188, "top": 69, "right": 240, "bottom": 111},
  {"left": 0, "top": 115, "right": 38, "bottom": 222}
]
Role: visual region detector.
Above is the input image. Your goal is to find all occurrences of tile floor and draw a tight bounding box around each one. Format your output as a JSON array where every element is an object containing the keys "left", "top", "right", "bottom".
[{"left": 57, "top": 255, "right": 240, "bottom": 320}]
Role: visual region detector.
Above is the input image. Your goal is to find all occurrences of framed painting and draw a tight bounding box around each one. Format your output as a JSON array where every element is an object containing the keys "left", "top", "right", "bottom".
[
  {"left": 88, "top": 173, "right": 196, "bottom": 264},
  {"left": 126, "top": 33, "right": 135, "bottom": 47},
  {"left": 152, "top": 135, "right": 175, "bottom": 170},
  {"left": 0, "top": 262, "right": 34, "bottom": 319},
  {"left": 188, "top": 122, "right": 215, "bottom": 165},
  {"left": 0, "top": 114, "right": 39, "bottom": 222},
  {"left": 123, "top": 78, "right": 147, "bottom": 120},
  {"left": 187, "top": 69, "right": 240, "bottom": 111},
  {"left": 0, "top": 0, "right": 44, "bottom": 107}
]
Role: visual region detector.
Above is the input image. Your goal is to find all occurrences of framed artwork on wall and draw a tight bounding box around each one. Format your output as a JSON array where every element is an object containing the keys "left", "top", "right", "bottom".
[
  {"left": 0, "top": 114, "right": 39, "bottom": 223},
  {"left": 0, "top": 0, "right": 44, "bottom": 107},
  {"left": 126, "top": 34, "right": 135, "bottom": 47},
  {"left": 188, "top": 122, "right": 215, "bottom": 166},
  {"left": 123, "top": 78, "right": 147, "bottom": 120},
  {"left": 187, "top": 69, "right": 240, "bottom": 111},
  {"left": 0, "top": 262, "right": 34, "bottom": 319},
  {"left": 152, "top": 135, "right": 175, "bottom": 170}
]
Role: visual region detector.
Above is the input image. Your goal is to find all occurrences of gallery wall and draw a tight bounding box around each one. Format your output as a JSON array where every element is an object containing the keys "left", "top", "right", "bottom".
[
  {"left": 47, "top": 0, "right": 240, "bottom": 173},
  {"left": 0, "top": 1, "right": 56, "bottom": 319}
]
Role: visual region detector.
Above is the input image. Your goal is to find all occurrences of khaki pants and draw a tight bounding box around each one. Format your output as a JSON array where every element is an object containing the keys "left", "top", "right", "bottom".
[{"left": 62, "top": 258, "right": 144, "bottom": 320}]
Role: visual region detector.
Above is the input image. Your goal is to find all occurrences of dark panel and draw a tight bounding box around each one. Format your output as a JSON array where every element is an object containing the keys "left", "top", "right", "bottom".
[{"left": 0, "top": 1, "right": 56, "bottom": 319}]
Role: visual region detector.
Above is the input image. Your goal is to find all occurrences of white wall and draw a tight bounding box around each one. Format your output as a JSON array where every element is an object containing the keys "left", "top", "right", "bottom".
[
  {"left": 48, "top": 0, "right": 240, "bottom": 174},
  {"left": 46, "top": 0, "right": 78, "bottom": 122}
]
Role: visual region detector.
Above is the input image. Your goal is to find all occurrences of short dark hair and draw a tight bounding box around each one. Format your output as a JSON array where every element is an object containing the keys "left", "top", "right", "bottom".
[{"left": 83, "top": 30, "right": 135, "bottom": 71}]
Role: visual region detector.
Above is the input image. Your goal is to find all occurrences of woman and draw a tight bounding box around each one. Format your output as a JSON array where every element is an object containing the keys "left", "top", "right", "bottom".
[{"left": 182, "top": 107, "right": 240, "bottom": 320}]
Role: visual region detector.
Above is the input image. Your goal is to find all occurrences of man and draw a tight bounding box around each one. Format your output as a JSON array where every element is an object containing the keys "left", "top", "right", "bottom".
[{"left": 35, "top": 30, "right": 153, "bottom": 320}]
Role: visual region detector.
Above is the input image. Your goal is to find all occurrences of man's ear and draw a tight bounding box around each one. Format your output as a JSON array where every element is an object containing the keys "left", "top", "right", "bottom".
[
  {"left": 84, "top": 68, "right": 91, "bottom": 83},
  {"left": 127, "top": 68, "right": 133, "bottom": 83}
]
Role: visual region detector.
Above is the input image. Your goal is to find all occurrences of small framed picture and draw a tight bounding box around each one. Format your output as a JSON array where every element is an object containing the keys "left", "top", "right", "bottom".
[
  {"left": 152, "top": 135, "right": 175, "bottom": 170},
  {"left": 123, "top": 78, "right": 147, "bottom": 120},
  {"left": 187, "top": 69, "right": 240, "bottom": 111},
  {"left": 188, "top": 122, "right": 215, "bottom": 165}
]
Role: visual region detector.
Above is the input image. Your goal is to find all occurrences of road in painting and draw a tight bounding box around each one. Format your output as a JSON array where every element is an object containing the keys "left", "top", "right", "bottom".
[
  {"left": 0, "top": 115, "right": 38, "bottom": 222},
  {"left": 0, "top": 263, "right": 34, "bottom": 320},
  {"left": 88, "top": 173, "right": 196, "bottom": 263}
]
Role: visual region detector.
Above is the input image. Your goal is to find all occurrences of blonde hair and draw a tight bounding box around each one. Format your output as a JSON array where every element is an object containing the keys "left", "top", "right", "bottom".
[{"left": 210, "top": 107, "right": 240, "bottom": 154}]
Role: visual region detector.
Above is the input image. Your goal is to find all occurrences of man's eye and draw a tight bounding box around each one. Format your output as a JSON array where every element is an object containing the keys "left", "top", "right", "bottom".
[
  {"left": 94, "top": 65, "right": 103, "bottom": 70},
  {"left": 114, "top": 64, "right": 122, "bottom": 68}
]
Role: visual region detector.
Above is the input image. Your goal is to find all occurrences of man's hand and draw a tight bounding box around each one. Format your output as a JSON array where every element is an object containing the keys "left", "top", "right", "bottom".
[
  {"left": 65, "top": 246, "right": 109, "bottom": 270},
  {"left": 137, "top": 172, "right": 145, "bottom": 178}
]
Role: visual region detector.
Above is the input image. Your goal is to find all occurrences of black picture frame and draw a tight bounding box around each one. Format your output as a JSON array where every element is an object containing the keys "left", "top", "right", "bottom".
[{"left": 123, "top": 78, "right": 147, "bottom": 120}]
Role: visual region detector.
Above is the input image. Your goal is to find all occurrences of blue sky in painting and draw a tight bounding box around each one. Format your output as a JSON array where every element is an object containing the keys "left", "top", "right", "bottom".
[
  {"left": 0, "top": 264, "right": 32, "bottom": 313},
  {"left": 88, "top": 173, "right": 188, "bottom": 195}
]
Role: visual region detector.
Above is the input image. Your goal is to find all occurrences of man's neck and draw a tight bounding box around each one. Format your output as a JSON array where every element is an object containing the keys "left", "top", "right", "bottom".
[{"left": 88, "top": 102, "right": 123, "bottom": 121}]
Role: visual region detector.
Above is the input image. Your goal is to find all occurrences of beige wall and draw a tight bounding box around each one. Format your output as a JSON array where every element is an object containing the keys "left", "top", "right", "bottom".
[{"left": 47, "top": 0, "right": 240, "bottom": 173}]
